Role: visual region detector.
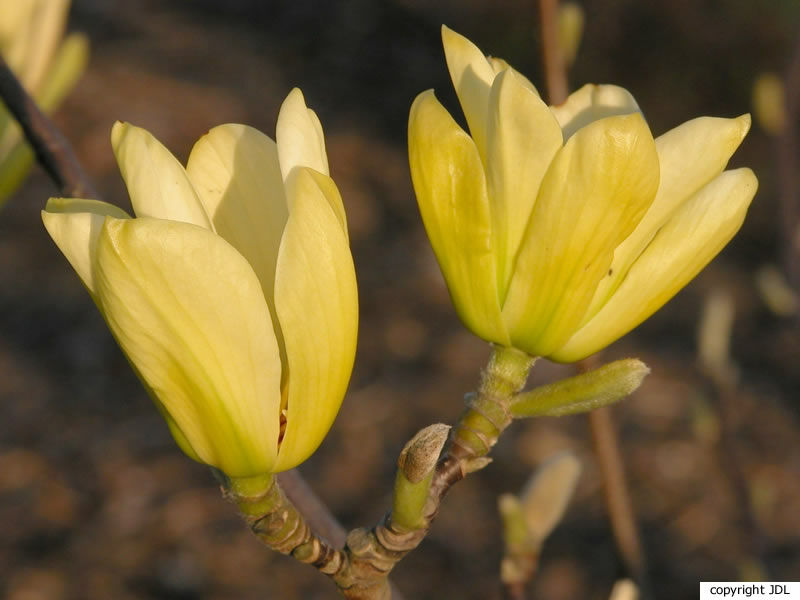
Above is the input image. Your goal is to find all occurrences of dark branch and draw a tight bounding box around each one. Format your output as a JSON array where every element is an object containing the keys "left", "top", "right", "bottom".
[{"left": 0, "top": 54, "right": 98, "bottom": 199}]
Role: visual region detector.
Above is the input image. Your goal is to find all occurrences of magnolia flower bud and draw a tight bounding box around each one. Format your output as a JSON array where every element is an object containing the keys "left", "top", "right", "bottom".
[
  {"left": 409, "top": 26, "right": 757, "bottom": 362},
  {"left": 43, "top": 89, "right": 358, "bottom": 478}
]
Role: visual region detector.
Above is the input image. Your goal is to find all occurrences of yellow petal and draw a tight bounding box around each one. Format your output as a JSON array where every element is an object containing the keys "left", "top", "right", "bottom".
[
  {"left": 551, "top": 168, "right": 757, "bottom": 362},
  {"left": 502, "top": 113, "right": 659, "bottom": 356},
  {"left": 111, "top": 121, "right": 213, "bottom": 229},
  {"left": 441, "top": 25, "right": 497, "bottom": 163},
  {"left": 41, "top": 197, "right": 130, "bottom": 295},
  {"left": 186, "top": 123, "right": 288, "bottom": 326},
  {"left": 21, "top": 0, "right": 69, "bottom": 93},
  {"left": 487, "top": 57, "right": 539, "bottom": 94},
  {"left": 304, "top": 168, "right": 349, "bottom": 240},
  {"left": 486, "top": 69, "right": 563, "bottom": 299},
  {"left": 550, "top": 83, "right": 641, "bottom": 140},
  {"left": 272, "top": 167, "right": 358, "bottom": 471},
  {"left": 35, "top": 33, "right": 90, "bottom": 112},
  {"left": 408, "top": 90, "right": 508, "bottom": 344},
  {"left": 276, "top": 88, "right": 329, "bottom": 181},
  {"left": 0, "top": 1, "right": 37, "bottom": 77},
  {"left": 651, "top": 114, "right": 751, "bottom": 226},
  {"left": 583, "top": 114, "right": 752, "bottom": 320},
  {"left": 94, "top": 217, "right": 282, "bottom": 477},
  {"left": 153, "top": 398, "right": 203, "bottom": 464}
]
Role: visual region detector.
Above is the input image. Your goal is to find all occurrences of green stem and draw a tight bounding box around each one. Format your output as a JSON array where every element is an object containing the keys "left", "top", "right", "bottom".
[
  {"left": 338, "top": 345, "right": 536, "bottom": 598},
  {"left": 449, "top": 345, "right": 536, "bottom": 462},
  {"left": 224, "top": 473, "right": 344, "bottom": 573},
  {"left": 224, "top": 345, "right": 536, "bottom": 599}
]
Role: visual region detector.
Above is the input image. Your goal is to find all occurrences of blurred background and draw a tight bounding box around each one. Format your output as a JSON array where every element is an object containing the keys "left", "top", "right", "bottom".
[{"left": 0, "top": 1, "right": 798, "bottom": 598}]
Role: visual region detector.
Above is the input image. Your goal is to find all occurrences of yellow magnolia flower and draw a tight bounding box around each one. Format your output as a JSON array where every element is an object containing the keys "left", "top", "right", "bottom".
[
  {"left": 0, "top": 0, "right": 88, "bottom": 203},
  {"left": 409, "top": 26, "right": 757, "bottom": 363},
  {"left": 42, "top": 89, "right": 358, "bottom": 478}
]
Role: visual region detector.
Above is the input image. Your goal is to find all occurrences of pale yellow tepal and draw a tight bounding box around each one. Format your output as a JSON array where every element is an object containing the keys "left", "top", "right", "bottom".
[
  {"left": 0, "top": 0, "right": 88, "bottom": 204},
  {"left": 42, "top": 89, "right": 358, "bottom": 478},
  {"left": 409, "top": 26, "right": 757, "bottom": 362}
]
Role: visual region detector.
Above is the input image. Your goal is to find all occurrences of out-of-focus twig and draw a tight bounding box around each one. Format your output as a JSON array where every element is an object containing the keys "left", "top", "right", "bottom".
[
  {"left": 0, "top": 54, "right": 97, "bottom": 199},
  {"left": 538, "top": 0, "right": 569, "bottom": 105},
  {"left": 777, "top": 34, "right": 800, "bottom": 294},
  {"left": 697, "top": 291, "right": 771, "bottom": 579},
  {"left": 589, "top": 406, "right": 651, "bottom": 598},
  {"left": 499, "top": 452, "right": 582, "bottom": 599}
]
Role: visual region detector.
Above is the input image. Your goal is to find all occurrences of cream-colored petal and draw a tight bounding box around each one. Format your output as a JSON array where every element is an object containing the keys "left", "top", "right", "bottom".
[
  {"left": 408, "top": 90, "right": 508, "bottom": 344},
  {"left": 111, "top": 121, "right": 212, "bottom": 229},
  {"left": 276, "top": 88, "right": 329, "bottom": 181},
  {"left": 583, "top": 114, "right": 752, "bottom": 321},
  {"left": 487, "top": 57, "right": 539, "bottom": 94},
  {"left": 441, "top": 25, "right": 498, "bottom": 163},
  {"left": 41, "top": 197, "right": 130, "bottom": 295},
  {"left": 551, "top": 168, "right": 757, "bottom": 363},
  {"left": 486, "top": 69, "right": 563, "bottom": 300},
  {"left": 272, "top": 167, "right": 358, "bottom": 471},
  {"left": 304, "top": 168, "right": 349, "bottom": 240},
  {"left": 0, "top": 1, "right": 36, "bottom": 77},
  {"left": 94, "top": 217, "right": 282, "bottom": 477},
  {"left": 21, "top": 0, "right": 69, "bottom": 93},
  {"left": 186, "top": 123, "right": 288, "bottom": 333},
  {"left": 551, "top": 83, "right": 641, "bottom": 140},
  {"left": 502, "top": 113, "right": 659, "bottom": 356}
]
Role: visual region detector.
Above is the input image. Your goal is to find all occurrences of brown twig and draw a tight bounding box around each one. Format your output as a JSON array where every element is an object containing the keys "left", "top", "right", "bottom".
[
  {"left": 589, "top": 406, "right": 651, "bottom": 597},
  {"left": 538, "top": 0, "right": 569, "bottom": 105},
  {"left": 0, "top": 54, "right": 97, "bottom": 199},
  {"left": 777, "top": 33, "right": 800, "bottom": 295},
  {"left": 578, "top": 352, "right": 651, "bottom": 599}
]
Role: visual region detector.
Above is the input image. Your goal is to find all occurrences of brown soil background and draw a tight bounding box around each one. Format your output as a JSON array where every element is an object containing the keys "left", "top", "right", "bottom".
[{"left": 0, "top": 1, "right": 798, "bottom": 599}]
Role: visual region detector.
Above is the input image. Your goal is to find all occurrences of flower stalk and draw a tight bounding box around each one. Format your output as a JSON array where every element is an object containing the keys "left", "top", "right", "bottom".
[
  {"left": 222, "top": 472, "right": 344, "bottom": 572},
  {"left": 327, "top": 345, "right": 536, "bottom": 599},
  {"left": 449, "top": 346, "right": 535, "bottom": 461}
]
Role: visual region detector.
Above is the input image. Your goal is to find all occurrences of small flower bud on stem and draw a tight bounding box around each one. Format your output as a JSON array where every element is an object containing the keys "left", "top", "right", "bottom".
[
  {"left": 393, "top": 424, "right": 450, "bottom": 531},
  {"left": 511, "top": 359, "right": 649, "bottom": 418},
  {"left": 334, "top": 345, "right": 536, "bottom": 598},
  {"left": 499, "top": 453, "right": 582, "bottom": 598}
]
